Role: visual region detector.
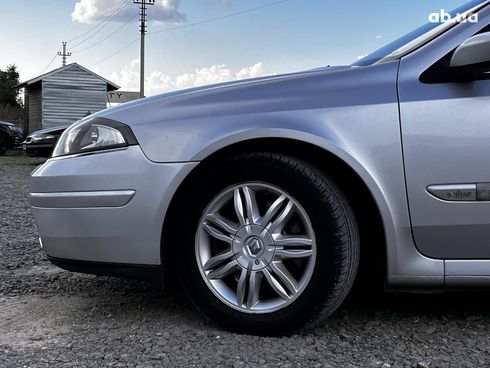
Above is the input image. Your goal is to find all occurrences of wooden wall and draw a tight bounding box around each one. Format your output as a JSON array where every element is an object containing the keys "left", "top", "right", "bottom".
[{"left": 25, "top": 86, "right": 42, "bottom": 133}]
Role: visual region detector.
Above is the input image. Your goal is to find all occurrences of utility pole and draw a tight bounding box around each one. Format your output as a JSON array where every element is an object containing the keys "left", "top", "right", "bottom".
[
  {"left": 57, "top": 42, "right": 72, "bottom": 67},
  {"left": 133, "top": 0, "right": 155, "bottom": 98}
]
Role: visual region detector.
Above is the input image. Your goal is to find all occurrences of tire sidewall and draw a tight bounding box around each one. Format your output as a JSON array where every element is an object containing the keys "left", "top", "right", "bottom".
[{"left": 177, "top": 154, "right": 357, "bottom": 335}]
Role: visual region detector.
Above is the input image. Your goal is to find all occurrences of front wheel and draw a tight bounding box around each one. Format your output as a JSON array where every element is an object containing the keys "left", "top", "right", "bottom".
[
  {"left": 176, "top": 153, "right": 359, "bottom": 335},
  {"left": 0, "top": 134, "right": 10, "bottom": 156}
]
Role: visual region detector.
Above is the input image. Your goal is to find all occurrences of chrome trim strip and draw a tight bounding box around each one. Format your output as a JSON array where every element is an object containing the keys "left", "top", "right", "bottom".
[
  {"left": 30, "top": 190, "right": 136, "bottom": 208},
  {"left": 427, "top": 184, "right": 476, "bottom": 201}
]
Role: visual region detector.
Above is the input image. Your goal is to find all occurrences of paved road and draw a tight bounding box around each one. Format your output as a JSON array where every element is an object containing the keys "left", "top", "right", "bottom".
[{"left": 1, "top": 154, "right": 489, "bottom": 367}]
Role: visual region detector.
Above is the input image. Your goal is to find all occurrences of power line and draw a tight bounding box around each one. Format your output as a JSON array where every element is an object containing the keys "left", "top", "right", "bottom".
[
  {"left": 90, "top": 38, "right": 139, "bottom": 68},
  {"left": 67, "top": 24, "right": 102, "bottom": 43},
  {"left": 89, "top": 0, "right": 290, "bottom": 68},
  {"left": 71, "top": 13, "right": 138, "bottom": 54},
  {"left": 148, "top": 0, "right": 290, "bottom": 36},
  {"left": 71, "top": 1, "right": 131, "bottom": 49},
  {"left": 41, "top": 54, "right": 58, "bottom": 74},
  {"left": 67, "top": 0, "right": 131, "bottom": 43},
  {"left": 70, "top": 0, "right": 132, "bottom": 50}
]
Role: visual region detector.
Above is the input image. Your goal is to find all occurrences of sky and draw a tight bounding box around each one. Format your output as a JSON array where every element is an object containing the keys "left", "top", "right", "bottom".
[{"left": 0, "top": 0, "right": 473, "bottom": 96}]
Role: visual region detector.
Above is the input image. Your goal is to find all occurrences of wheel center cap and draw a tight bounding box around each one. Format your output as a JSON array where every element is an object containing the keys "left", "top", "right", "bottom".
[
  {"left": 245, "top": 237, "right": 264, "bottom": 257},
  {"left": 232, "top": 224, "right": 276, "bottom": 271}
]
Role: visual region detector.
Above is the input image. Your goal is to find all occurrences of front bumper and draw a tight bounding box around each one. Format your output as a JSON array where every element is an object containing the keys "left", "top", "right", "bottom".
[
  {"left": 30, "top": 146, "right": 198, "bottom": 265},
  {"left": 24, "top": 142, "right": 55, "bottom": 157},
  {"left": 12, "top": 134, "right": 24, "bottom": 149}
]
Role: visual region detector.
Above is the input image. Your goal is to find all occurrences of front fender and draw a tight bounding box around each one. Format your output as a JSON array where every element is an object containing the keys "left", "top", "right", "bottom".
[
  {"left": 134, "top": 105, "right": 442, "bottom": 283},
  {"left": 178, "top": 115, "right": 443, "bottom": 284}
]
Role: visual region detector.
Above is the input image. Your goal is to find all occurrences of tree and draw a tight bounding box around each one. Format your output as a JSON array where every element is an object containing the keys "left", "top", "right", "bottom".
[
  {"left": 0, "top": 65, "right": 24, "bottom": 126},
  {"left": 0, "top": 64, "right": 21, "bottom": 107}
]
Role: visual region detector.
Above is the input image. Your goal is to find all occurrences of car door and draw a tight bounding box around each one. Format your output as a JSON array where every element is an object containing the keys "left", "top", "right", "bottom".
[{"left": 399, "top": 8, "right": 490, "bottom": 259}]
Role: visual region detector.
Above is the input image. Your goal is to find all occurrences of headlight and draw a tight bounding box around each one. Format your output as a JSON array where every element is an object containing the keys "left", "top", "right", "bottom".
[
  {"left": 31, "top": 134, "right": 56, "bottom": 142},
  {"left": 51, "top": 117, "right": 138, "bottom": 158},
  {"left": 8, "top": 126, "right": 23, "bottom": 134}
]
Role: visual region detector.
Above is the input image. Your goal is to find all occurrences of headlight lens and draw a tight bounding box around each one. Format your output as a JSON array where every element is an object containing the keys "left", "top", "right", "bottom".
[
  {"left": 8, "top": 126, "right": 23, "bottom": 134},
  {"left": 31, "top": 134, "right": 56, "bottom": 142},
  {"left": 52, "top": 118, "right": 138, "bottom": 158}
]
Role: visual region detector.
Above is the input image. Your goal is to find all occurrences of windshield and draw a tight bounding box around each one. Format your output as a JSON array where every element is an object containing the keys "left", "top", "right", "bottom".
[{"left": 352, "top": 0, "right": 487, "bottom": 66}]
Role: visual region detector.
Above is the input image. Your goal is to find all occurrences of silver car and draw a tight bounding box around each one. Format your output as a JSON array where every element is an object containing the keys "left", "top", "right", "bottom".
[{"left": 30, "top": 0, "right": 490, "bottom": 334}]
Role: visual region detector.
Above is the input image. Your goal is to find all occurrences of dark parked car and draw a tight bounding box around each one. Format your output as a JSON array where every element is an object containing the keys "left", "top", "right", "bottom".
[
  {"left": 23, "top": 125, "right": 68, "bottom": 157},
  {"left": 0, "top": 121, "right": 24, "bottom": 155}
]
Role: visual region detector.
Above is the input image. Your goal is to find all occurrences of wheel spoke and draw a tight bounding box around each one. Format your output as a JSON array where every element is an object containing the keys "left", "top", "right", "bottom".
[
  {"left": 243, "top": 186, "right": 260, "bottom": 224},
  {"left": 202, "top": 223, "right": 233, "bottom": 245},
  {"left": 274, "top": 235, "right": 313, "bottom": 259},
  {"left": 203, "top": 249, "right": 234, "bottom": 271},
  {"left": 269, "top": 261, "right": 298, "bottom": 294},
  {"left": 262, "top": 268, "right": 290, "bottom": 300},
  {"left": 267, "top": 200, "right": 295, "bottom": 234},
  {"left": 274, "top": 249, "right": 313, "bottom": 259},
  {"left": 236, "top": 267, "right": 250, "bottom": 307},
  {"left": 246, "top": 271, "right": 262, "bottom": 309},
  {"left": 274, "top": 234, "right": 313, "bottom": 247},
  {"left": 260, "top": 194, "right": 286, "bottom": 226},
  {"left": 273, "top": 235, "right": 313, "bottom": 247},
  {"left": 205, "top": 213, "right": 239, "bottom": 235},
  {"left": 207, "top": 260, "right": 239, "bottom": 279},
  {"left": 234, "top": 188, "right": 246, "bottom": 226}
]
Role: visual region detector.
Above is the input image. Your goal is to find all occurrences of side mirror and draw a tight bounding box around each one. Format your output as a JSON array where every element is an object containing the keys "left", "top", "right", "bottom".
[
  {"left": 420, "top": 32, "right": 490, "bottom": 84},
  {"left": 450, "top": 32, "right": 490, "bottom": 68}
]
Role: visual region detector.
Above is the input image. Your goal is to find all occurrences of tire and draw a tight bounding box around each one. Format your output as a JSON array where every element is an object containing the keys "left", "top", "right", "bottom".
[
  {"left": 176, "top": 152, "right": 360, "bottom": 335},
  {"left": 0, "top": 134, "right": 10, "bottom": 156}
]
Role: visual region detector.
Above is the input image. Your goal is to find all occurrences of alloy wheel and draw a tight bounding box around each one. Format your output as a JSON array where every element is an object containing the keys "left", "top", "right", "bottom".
[{"left": 195, "top": 182, "right": 317, "bottom": 314}]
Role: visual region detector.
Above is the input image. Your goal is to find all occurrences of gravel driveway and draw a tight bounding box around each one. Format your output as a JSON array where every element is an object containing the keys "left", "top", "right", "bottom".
[{"left": 1, "top": 153, "right": 490, "bottom": 367}]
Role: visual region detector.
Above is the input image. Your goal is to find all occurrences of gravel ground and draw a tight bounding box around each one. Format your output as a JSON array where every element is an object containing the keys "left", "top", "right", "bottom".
[{"left": 1, "top": 153, "right": 490, "bottom": 367}]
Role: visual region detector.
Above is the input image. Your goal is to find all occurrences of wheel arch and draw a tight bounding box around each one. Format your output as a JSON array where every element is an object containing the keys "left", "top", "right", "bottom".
[{"left": 162, "top": 136, "right": 389, "bottom": 287}]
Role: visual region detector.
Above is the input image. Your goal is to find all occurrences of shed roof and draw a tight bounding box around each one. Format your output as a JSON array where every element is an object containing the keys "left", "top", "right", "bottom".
[{"left": 15, "top": 63, "right": 120, "bottom": 91}]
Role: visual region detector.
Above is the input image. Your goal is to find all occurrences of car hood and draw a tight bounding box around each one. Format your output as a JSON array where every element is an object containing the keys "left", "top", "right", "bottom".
[
  {"left": 95, "top": 65, "right": 355, "bottom": 124},
  {"left": 29, "top": 125, "right": 69, "bottom": 136},
  {"left": 91, "top": 60, "right": 400, "bottom": 163}
]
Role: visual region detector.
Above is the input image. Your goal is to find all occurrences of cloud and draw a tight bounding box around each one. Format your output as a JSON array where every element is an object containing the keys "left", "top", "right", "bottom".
[
  {"left": 236, "top": 62, "right": 266, "bottom": 80},
  {"left": 375, "top": 35, "right": 383, "bottom": 39},
  {"left": 72, "top": 0, "right": 185, "bottom": 24},
  {"left": 109, "top": 60, "right": 269, "bottom": 96}
]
